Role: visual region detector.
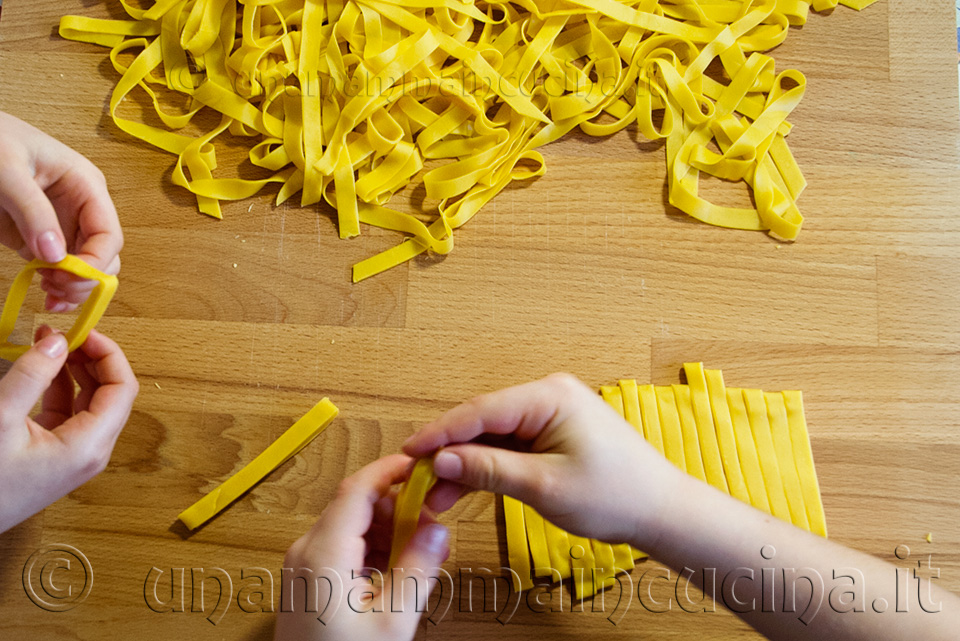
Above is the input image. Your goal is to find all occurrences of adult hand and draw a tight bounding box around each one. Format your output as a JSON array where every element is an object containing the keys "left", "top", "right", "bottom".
[
  {"left": 0, "top": 326, "right": 138, "bottom": 533},
  {"left": 0, "top": 111, "right": 123, "bottom": 312},
  {"left": 275, "top": 455, "right": 450, "bottom": 641}
]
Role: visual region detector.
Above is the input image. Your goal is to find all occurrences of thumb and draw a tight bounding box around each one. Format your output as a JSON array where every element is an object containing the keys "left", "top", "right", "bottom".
[
  {"left": 0, "top": 333, "right": 68, "bottom": 417},
  {"left": 387, "top": 522, "right": 449, "bottom": 622},
  {"left": 433, "top": 445, "right": 552, "bottom": 505}
]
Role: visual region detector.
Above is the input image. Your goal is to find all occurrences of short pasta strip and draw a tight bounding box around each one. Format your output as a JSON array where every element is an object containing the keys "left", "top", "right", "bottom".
[
  {"left": 523, "top": 504, "right": 554, "bottom": 578},
  {"left": 704, "top": 369, "right": 750, "bottom": 504},
  {"left": 178, "top": 398, "right": 339, "bottom": 530},
  {"left": 503, "top": 495, "right": 535, "bottom": 592},
  {"left": 683, "top": 363, "right": 728, "bottom": 493},
  {"left": 389, "top": 457, "right": 439, "bottom": 568},
  {"left": 742, "top": 388, "right": 793, "bottom": 524},
  {"left": 783, "top": 390, "right": 827, "bottom": 537},
  {"left": 764, "top": 391, "right": 810, "bottom": 531}
]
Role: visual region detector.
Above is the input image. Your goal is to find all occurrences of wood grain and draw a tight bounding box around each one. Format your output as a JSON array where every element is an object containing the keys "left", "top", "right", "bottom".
[{"left": 1, "top": 1, "right": 959, "bottom": 639}]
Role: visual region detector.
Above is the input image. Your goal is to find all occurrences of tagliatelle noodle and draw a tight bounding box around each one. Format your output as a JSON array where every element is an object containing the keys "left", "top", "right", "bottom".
[
  {"left": 673, "top": 383, "right": 708, "bottom": 483},
  {"left": 388, "top": 456, "right": 438, "bottom": 568},
  {"left": 725, "top": 385, "right": 771, "bottom": 514},
  {"left": 764, "top": 391, "right": 810, "bottom": 531},
  {"left": 782, "top": 390, "right": 827, "bottom": 537},
  {"left": 742, "top": 388, "right": 793, "bottom": 523},
  {"left": 503, "top": 495, "right": 535, "bottom": 591},
  {"left": 60, "top": 0, "right": 875, "bottom": 281},
  {"left": 177, "top": 398, "right": 339, "bottom": 529},
  {"left": 0, "top": 256, "right": 119, "bottom": 361},
  {"left": 522, "top": 504, "right": 554, "bottom": 577},
  {"left": 704, "top": 368, "right": 750, "bottom": 503},
  {"left": 654, "top": 385, "right": 686, "bottom": 474},
  {"left": 683, "top": 362, "right": 728, "bottom": 493}
]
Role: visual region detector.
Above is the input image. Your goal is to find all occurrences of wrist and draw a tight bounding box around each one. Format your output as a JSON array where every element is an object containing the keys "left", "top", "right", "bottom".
[{"left": 627, "top": 460, "right": 700, "bottom": 555}]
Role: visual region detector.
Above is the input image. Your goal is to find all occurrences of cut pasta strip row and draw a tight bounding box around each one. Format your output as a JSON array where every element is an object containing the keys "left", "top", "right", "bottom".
[{"left": 505, "top": 365, "right": 827, "bottom": 599}]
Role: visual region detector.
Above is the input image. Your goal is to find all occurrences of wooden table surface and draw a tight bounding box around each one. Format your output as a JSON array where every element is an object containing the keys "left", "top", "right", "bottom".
[{"left": 1, "top": 1, "right": 959, "bottom": 639}]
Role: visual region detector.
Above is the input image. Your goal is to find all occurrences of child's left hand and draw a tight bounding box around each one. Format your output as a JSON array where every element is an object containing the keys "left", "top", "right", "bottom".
[{"left": 275, "top": 455, "right": 449, "bottom": 641}]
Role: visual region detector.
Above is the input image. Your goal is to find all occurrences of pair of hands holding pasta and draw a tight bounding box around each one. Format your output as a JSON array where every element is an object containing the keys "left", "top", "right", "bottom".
[
  {"left": 0, "top": 111, "right": 137, "bottom": 533},
  {"left": 277, "top": 373, "right": 960, "bottom": 641}
]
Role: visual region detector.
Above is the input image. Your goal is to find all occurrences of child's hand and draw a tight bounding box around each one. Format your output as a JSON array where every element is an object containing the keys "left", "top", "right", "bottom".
[
  {"left": 0, "top": 111, "right": 123, "bottom": 312},
  {"left": 0, "top": 326, "right": 138, "bottom": 533},
  {"left": 403, "top": 373, "right": 682, "bottom": 548},
  {"left": 275, "top": 455, "right": 449, "bottom": 641}
]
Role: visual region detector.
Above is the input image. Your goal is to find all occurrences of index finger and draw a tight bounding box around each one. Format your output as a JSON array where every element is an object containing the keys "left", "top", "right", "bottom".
[
  {"left": 310, "top": 454, "right": 413, "bottom": 543},
  {"left": 51, "top": 167, "right": 123, "bottom": 273},
  {"left": 401, "top": 374, "right": 590, "bottom": 458}
]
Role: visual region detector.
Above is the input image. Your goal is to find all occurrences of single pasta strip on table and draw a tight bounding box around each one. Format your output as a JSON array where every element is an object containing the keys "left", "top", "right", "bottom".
[
  {"left": 703, "top": 368, "right": 751, "bottom": 503},
  {"left": 725, "top": 386, "right": 772, "bottom": 514},
  {"left": 654, "top": 385, "right": 688, "bottom": 474},
  {"left": 764, "top": 391, "right": 811, "bottom": 532},
  {"left": 783, "top": 390, "right": 827, "bottom": 537},
  {"left": 178, "top": 398, "right": 339, "bottom": 530},
  {"left": 683, "top": 363, "right": 730, "bottom": 494},
  {"left": 522, "top": 504, "right": 554, "bottom": 578},
  {"left": 742, "top": 388, "right": 794, "bottom": 523}
]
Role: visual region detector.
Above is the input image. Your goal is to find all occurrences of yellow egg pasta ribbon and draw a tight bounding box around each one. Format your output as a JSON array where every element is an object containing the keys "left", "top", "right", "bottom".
[
  {"left": 177, "top": 398, "right": 339, "bottom": 530},
  {"left": 388, "top": 456, "right": 438, "bottom": 568},
  {"left": 0, "top": 256, "right": 119, "bottom": 362},
  {"left": 60, "top": 0, "right": 876, "bottom": 281}
]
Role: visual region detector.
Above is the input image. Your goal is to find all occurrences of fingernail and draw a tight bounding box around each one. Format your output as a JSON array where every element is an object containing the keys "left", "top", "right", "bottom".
[
  {"left": 433, "top": 450, "right": 463, "bottom": 481},
  {"left": 37, "top": 333, "right": 67, "bottom": 358},
  {"left": 37, "top": 231, "right": 66, "bottom": 263},
  {"left": 48, "top": 301, "right": 70, "bottom": 313},
  {"left": 416, "top": 523, "right": 449, "bottom": 554}
]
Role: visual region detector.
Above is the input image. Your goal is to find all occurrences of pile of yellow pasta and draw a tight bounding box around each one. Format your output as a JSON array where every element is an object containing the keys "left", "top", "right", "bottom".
[
  {"left": 505, "top": 362, "right": 826, "bottom": 598},
  {"left": 59, "top": 0, "right": 875, "bottom": 281}
]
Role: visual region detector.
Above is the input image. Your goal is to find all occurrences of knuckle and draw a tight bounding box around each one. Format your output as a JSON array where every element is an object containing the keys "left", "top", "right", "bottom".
[
  {"left": 335, "top": 477, "right": 356, "bottom": 499},
  {"left": 545, "top": 372, "right": 581, "bottom": 391},
  {"left": 0, "top": 407, "right": 18, "bottom": 427},
  {"left": 470, "top": 452, "right": 499, "bottom": 490},
  {"left": 75, "top": 160, "right": 106, "bottom": 187},
  {"left": 536, "top": 467, "right": 560, "bottom": 502},
  {"left": 284, "top": 540, "right": 305, "bottom": 568},
  {"left": 74, "top": 440, "right": 112, "bottom": 479},
  {"left": 463, "top": 393, "right": 490, "bottom": 416},
  {"left": 90, "top": 165, "right": 107, "bottom": 185},
  {"left": 12, "top": 358, "right": 53, "bottom": 388}
]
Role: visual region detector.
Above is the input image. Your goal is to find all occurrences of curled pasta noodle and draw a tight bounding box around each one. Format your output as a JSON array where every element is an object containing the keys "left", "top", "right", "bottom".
[{"left": 60, "top": 0, "right": 875, "bottom": 281}]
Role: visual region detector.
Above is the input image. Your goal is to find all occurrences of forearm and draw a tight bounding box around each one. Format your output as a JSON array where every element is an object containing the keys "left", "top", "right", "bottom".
[{"left": 638, "top": 473, "right": 958, "bottom": 641}]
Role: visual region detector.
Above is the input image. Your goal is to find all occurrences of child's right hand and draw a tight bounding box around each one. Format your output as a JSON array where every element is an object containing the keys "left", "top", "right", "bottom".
[
  {"left": 402, "top": 373, "right": 682, "bottom": 548},
  {"left": 0, "top": 326, "right": 138, "bottom": 533}
]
